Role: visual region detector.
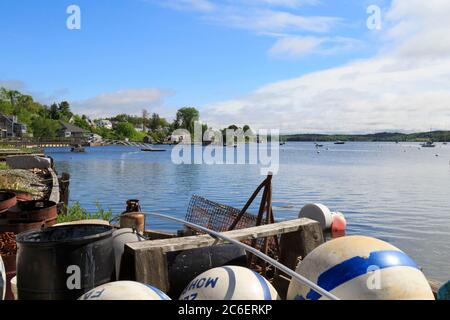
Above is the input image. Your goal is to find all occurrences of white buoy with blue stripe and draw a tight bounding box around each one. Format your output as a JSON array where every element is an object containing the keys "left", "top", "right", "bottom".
[
  {"left": 287, "top": 236, "right": 435, "bottom": 300},
  {"left": 0, "top": 255, "right": 6, "bottom": 300},
  {"left": 180, "top": 266, "right": 279, "bottom": 300},
  {"left": 79, "top": 281, "right": 171, "bottom": 300}
]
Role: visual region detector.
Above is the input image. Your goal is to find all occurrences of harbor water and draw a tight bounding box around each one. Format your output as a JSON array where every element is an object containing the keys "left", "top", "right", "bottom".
[{"left": 47, "top": 142, "right": 450, "bottom": 282}]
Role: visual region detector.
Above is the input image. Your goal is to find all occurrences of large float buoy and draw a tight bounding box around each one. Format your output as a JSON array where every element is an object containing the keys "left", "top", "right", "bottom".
[
  {"left": 299, "top": 204, "right": 333, "bottom": 229},
  {"left": 0, "top": 255, "right": 6, "bottom": 300},
  {"left": 113, "top": 228, "right": 143, "bottom": 280},
  {"left": 179, "top": 266, "right": 279, "bottom": 300},
  {"left": 437, "top": 281, "right": 450, "bottom": 300},
  {"left": 287, "top": 236, "right": 435, "bottom": 300},
  {"left": 79, "top": 281, "right": 171, "bottom": 300}
]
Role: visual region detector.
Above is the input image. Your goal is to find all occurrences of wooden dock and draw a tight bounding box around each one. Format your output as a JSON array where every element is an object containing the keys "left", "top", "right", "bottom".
[{"left": 0, "top": 138, "right": 86, "bottom": 148}]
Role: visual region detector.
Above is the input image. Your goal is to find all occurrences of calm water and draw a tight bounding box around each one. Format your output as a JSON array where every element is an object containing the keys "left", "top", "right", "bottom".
[{"left": 47, "top": 142, "right": 450, "bottom": 282}]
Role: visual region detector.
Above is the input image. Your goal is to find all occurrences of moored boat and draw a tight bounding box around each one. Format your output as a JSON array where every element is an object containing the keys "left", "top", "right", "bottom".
[
  {"left": 70, "top": 145, "right": 85, "bottom": 153},
  {"left": 421, "top": 141, "right": 436, "bottom": 148}
]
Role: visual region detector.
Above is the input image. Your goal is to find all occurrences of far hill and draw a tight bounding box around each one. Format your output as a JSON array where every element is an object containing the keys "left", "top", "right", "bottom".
[{"left": 284, "top": 131, "right": 450, "bottom": 142}]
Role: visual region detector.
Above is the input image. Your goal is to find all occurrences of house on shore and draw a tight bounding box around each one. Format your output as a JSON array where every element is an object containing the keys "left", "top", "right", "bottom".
[
  {"left": 96, "top": 119, "right": 113, "bottom": 130},
  {"left": 58, "top": 121, "right": 88, "bottom": 139},
  {"left": 0, "top": 113, "right": 27, "bottom": 138}
]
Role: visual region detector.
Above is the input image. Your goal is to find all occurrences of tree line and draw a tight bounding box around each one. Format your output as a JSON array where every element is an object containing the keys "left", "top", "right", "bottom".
[{"left": 0, "top": 87, "right": 251, "bottom": 143}]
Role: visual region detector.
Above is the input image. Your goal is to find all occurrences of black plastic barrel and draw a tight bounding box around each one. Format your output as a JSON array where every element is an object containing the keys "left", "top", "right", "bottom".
[
  {"left": 16, "top": 224, "right": 115, "bottom": 300},
  {"left": 166, "top": 244, "right": 248, "bottom": 297}
]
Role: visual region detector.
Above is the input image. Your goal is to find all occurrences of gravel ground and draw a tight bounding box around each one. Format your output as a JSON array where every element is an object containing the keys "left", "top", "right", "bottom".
[{"left": 0, "top": 168, "right": 51, "bottom": 199}]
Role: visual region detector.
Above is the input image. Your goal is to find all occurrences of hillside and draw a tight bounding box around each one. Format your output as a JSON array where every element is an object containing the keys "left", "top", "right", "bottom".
[{"left": 284, "top": 131, "right": 450, "bottom": 142}]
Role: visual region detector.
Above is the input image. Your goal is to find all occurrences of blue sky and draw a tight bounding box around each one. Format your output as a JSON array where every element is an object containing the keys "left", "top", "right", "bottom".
[{"left": 1, "top": 0, "right": 449, "bottom": 133}]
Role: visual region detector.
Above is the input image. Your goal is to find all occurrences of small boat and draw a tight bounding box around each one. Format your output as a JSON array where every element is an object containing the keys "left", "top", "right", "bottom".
[
  {"left": 71, "top": 145, "right": 85, "bottom": 153},
  {"left": 421, "top": 141, "right": 436, "bottom": 148},
  {"left": 334, "top": 141, "right": 345, "bottom": 145},
  {"left": 141, "top": 148, "right": 166, "bottom": 152},
  {"left": 280, "top": 142, "right": 286, "bottom": 146},
  {"left": 315, "top": 143, "right": 324, "bottom": 148}
]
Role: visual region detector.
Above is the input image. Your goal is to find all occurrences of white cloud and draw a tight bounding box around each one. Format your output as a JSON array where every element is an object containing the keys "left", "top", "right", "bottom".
[
  {"left": 208, "top": 8, "right": 339, "bottom": 33},
  {"left": 150, "top": 0, "right": 350, "bottom": 59},
  {"left": 228, "top": 0, "right": 319, "bottom": 8},
  {"left": 268, "top": 36, "right": 324, "bottom": 58},
  {"left": 0, "top": 80, "right": 26, "bottom": 91},
  {"left": 0, "top": 80, "right": 70, "bottom": 105},
  {"left": 158, "top": 0, "right": 216, "bottom": 12},
  {"left": 268, "top": 35, "right": 363, "bottom": 58},
  {"left": 202, "top": 0, "right": 450, "bottom": 133},
  {"left": 71, "top": 88, "right": 173, "bottom": 118}
]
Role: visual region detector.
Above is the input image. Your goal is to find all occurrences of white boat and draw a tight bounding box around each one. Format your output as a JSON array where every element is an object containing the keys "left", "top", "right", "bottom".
[{"left": 421, "top": 141, "right": 436, "bottom": 148}]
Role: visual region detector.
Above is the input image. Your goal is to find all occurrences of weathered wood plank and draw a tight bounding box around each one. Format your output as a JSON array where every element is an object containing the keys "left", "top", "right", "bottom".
[
  {"left": 134, "top": 247, "right": 170, "bottom": 292},
  {"left": 127, "top": 218, "right": 318, "bottom": 253},
  {"left": 127, "top": 218, "right": 320, "bottom": 291},
  {"left": 48, "top": 168, "right": 60, "bottom": 204},
  {"left": 272, "top": 221, "right": 324, "bottom": 299},
  {"left": 143, "top": 229, "right": 177, "bottom": 240}
]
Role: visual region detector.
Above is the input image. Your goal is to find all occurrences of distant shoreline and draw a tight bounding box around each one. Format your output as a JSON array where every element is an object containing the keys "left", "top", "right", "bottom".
[{"left": 283, "top": 131, "right": 450, "bottom": 142}]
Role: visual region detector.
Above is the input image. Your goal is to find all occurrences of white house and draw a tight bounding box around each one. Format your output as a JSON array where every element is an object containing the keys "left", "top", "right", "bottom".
[
  {"left": 166, "top": 133, "right": 190, "bottom": 144},
  {"left": 97, "top": 119, "right": 113, "bottom": 130}
]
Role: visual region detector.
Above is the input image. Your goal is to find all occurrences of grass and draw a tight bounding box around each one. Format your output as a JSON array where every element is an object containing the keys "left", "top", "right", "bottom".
[
  {"left": 0, "top": 162, "right": 8, "bottom": 170},
  {"left": 0, "top": 145, "right": 42, "bottom": 154},
  {"left": 57, "top": 201, "right": 113, "bottom": 224}
]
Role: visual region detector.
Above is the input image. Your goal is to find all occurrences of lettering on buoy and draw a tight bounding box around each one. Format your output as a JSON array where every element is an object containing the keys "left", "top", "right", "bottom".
[
  {"left": 179, "top": 266, "right": 279, "bottom": 300},
  {"left": 184, "top": 277, "right": 219, "bottom": 293}
]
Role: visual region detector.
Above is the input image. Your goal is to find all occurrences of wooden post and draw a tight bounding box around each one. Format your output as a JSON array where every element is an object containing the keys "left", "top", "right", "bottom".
[
  {"left": 134, "top": 247, "right": 170, "bottom": 292},
  {"left": 272, "top": 221, "right": 324, "bottom": 299},
  {"left": 59, "top": 172, "right": 70, "bottom": 214}
]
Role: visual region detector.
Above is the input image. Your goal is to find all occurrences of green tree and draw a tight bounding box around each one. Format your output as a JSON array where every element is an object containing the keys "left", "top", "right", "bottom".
[
  {"left": 30, "top": 118, "right": 61, "bottom": 138},
  {"left": 174, "top": 107, "right": 199, "bottom": 134},
  {"left": 115, "top": 122, "right": 137, "bottom": 139},
  {"left": 49, "top": 103, "right": 60, "bottom": 120},
  {"left": 58, "top": 101, "right": 73, "bottom": 121},
  {"left": 73, "top": 115, "right": 91, "bottom": 131}
]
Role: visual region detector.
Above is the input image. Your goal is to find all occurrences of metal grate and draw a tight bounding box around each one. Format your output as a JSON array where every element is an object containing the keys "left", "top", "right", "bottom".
[
  {"left": 185, "top": 195, "right": 259, "bottom": 232},
  {"left": 185, "top": 194, "right": 279, "bottom": 278}
]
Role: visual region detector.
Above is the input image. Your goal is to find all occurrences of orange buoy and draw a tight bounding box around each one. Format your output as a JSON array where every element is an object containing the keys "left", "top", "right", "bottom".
[{"left": 331, "top": 212, "right": 347, "bottom": 238}]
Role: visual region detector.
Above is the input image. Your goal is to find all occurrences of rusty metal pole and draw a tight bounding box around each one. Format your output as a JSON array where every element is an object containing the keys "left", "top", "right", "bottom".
[
  {"left": 248, "top": 174, "right": 272, "bottom": 268},
  {"left": 261, "top": 180, "right": 273, "bottom": 276},
  {"left": 228, "top": 177, "right": 268, "bottom": 231}
]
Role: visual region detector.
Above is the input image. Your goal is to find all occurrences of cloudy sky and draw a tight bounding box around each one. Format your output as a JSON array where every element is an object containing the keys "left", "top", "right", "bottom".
[{"left": 1, "top": 0, "right": 449, "bottom": 133}]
